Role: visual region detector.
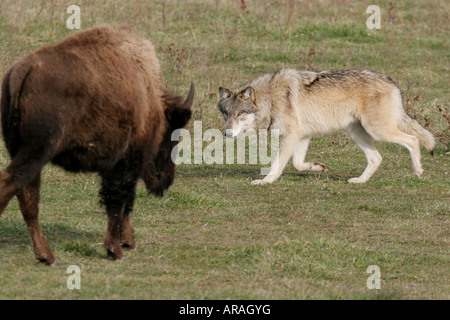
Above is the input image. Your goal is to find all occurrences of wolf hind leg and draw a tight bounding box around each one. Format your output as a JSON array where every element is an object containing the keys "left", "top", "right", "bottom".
[
  {"left": 292, "top": 138, "right": 327, "bottom": 172},
  {"left": 363, "top": 123, "right": 423, "bottom": 178},
  {"left": 346, "top": 122, "right": 382, "bottom": 183}
]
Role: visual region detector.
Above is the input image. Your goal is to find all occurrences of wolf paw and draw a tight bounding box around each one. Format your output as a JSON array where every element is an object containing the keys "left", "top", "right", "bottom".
[
  {"left": 348, "top": 177, "right": 367, "bottom": 184},
  {"left": 312, "top": 162, "right": 328, "bottom": 172},
  {"left": 415, "top": 169, "right": 424, "bottom": 179},
  {"left": 294, "top": 162, "right": 328, "bottom": 172},
  {"left": 251, "top": 179, "right": 265, "bottom": 185},
  {"left": 251, "top": 179, "right": 273, "bottom": 185}
]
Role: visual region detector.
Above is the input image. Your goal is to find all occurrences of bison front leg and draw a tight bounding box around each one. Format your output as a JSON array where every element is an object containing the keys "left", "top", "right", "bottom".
[
  {"left": 120, "top": 211, "right": 136, "bottom": 250},
  {"left": 17, "top": 176, "right": 57, "bottom": 265},
  {"left": 104, "top": 207, "right": 126, "bottom": 261},
  {"left": 100, "top": 166, "right": 139, "bottom": 261}
]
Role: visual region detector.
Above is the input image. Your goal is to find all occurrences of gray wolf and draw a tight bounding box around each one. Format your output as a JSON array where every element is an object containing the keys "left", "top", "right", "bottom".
[
  {"left": 0, "top": 26, "right": 194, "bottom": 265},
  {"left": 218, "top": 68, "right": 434, "bottom": 185}
]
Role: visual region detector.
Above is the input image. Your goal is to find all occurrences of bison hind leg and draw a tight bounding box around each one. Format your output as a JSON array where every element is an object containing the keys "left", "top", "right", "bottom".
[
  {"left": 0, "top": 149, "right": 50, "bottom": 216},
  {"left": 0, "top": 170, "right": 18, "bottom": 216},
  {"left": 0, "top": 146, "right": 56, "bottom": 264},
  {"left": 17, "top": 176, "right": 58, "bottom": 265}
]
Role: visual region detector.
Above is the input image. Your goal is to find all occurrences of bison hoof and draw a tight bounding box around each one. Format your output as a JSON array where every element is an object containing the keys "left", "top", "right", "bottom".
[
  {"left": 52, "top": 260, "right": 61, "bottom": 267},
  {"left": 106, "top": 248, "right": 125, "bottom": 261},
  {"left": 38, "top": 258, "right": 59, "bottom": 266},
  {"left": 121, "top": 242, "right": 136, "bottom": 250}
]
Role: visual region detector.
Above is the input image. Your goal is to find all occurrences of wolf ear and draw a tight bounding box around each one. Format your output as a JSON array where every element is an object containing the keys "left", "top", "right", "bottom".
[
  {"left": 219, "top": 87, "right": 231, "bottom": 100},
  {"left": 239, "top": 86, "right": 255, "bottom": 102}
]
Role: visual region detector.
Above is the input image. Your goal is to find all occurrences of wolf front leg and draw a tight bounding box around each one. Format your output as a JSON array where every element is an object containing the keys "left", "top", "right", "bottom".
[
  {"left": 292, "top": 138, "right": 328, "bottom": 172},
  {"left": 252, "top": 134, "right": 299, "bottom": 185}
]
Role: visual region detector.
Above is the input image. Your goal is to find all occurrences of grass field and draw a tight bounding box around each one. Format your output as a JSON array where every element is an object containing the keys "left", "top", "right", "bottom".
[{"left": 0, "top": 0, "right": 448, "bottom": 299}]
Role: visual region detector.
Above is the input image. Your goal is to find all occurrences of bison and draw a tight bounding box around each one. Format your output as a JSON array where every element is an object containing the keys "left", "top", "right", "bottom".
[{"left": 0, "top": 26, "right": 193, "bottom": 265}]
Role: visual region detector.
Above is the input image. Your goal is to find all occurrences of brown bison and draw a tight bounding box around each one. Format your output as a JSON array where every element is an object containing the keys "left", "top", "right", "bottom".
[{"left": 0, "top": 26, "right": 193, "bottom": 265}]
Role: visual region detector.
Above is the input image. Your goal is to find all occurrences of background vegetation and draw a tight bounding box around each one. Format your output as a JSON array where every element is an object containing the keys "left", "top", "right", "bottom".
[{"left": 0, "top": 0, "right": 448, "bottom": 299}]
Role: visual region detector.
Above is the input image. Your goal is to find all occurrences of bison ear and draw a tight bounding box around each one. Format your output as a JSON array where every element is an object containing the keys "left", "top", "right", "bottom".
[
  {"left": 239, "top": 86, "right": 255, "bottom": 103},
  {"left": 219, "top": 87, "right": 231, "bottom": 100},
  {"left": 168, "top": 106, "right": 191, "bottom": 129}
]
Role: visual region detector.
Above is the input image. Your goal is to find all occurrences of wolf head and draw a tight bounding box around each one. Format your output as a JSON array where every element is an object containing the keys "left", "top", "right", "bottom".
[{"left": 217, "top": 86, "right": 258, "bottom": 138}]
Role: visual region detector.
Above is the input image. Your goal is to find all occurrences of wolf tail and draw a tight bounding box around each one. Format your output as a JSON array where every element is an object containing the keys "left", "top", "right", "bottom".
[{"left": 398, "top": 113, "right": 435, "bottom": 154}]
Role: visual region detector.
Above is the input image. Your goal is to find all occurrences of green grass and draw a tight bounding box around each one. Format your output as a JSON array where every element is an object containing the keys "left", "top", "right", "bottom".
[{"left": 0, "top": 0, "right": 449, "bottom": 299}]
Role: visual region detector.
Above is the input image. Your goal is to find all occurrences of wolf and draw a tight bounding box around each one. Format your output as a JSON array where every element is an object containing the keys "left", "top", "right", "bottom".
[{"left": 218, "top": 69, "right": 435, "bottom": 185}]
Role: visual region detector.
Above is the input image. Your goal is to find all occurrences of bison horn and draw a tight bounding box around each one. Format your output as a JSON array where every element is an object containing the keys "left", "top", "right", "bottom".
[{"left": 181, "top": 82, "right": 195, "bottom": 110}]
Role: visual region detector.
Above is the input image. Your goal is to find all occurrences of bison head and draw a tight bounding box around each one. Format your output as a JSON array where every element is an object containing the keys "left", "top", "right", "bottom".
[{"left": 144, "top": 83, "right": 194, "bottom": 196}]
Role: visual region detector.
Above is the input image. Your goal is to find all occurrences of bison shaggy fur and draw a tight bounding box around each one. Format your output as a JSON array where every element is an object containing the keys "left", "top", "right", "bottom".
[{"left": 0, "top": 26, "right": 194, "bottom": 265}]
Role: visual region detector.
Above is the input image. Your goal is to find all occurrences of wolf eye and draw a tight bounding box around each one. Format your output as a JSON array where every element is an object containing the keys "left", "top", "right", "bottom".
[
  {"left": 223, "top": 111, "right": 228, "bottom": 116},
  {"left": 237, "top": 111, "right": 245, "bottom": 116}
]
